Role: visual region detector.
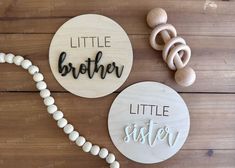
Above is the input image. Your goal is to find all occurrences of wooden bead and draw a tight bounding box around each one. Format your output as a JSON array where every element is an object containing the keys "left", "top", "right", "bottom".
[
  {"left": 33, "top": 73, "right": 44, "bottom": 82},
  {"left": 13, "top": 55, "right": 24, "bottom": 66},
  {"left": 47, "top": 104, "right": 58, "bottom": 114},
  {"left": 90, "top": 145, "right": 100, "bottom": 156},
  {"left": 175, "top": 67, "right": 196, "bottom": 87},
  {"left": 69, "top": 131, "right": 79, "bottom": 141},
  {"left": 110, "top": 161, "right": 120, "bottom": 168},
  {"left": 28, "top": 65, "right": 39, "bottom": 75},
  {"left": 36, "top": 81, "right": 47, "bottom": 90},
  {"left": 106, "top": 153, "right": 115, "bottom": 164},
  {"left": 82, "top": 142, "right": 92, "bottom": 152},
  {"left": 57, "top": 118, "right": 68, "bottom": 128},
  {"left": 99, "top": 148, "right": 108, "bottom": 159},
  {"left": 147, "top": 8, "right": 167, "bottom": 28},
  {"left": 40, "top": 89, "right": 51, "bottom": 98},
  {"left": 44, "top": 96, "right": 55, "bottom": 106},
  {"left": 5, "top": 53, "right": 15, "bottom": 63},
  {"left": 76, "top": 136, "right": 86, "bottom": 147},
  {"left": 63, "top": 124, "right": 74, "bottom": 134},
  {"left": 0, "top": 53, "right": 6, "bottom": 63},
  {"left": 53, "top": 111, "right": 64, "bottom": 121},
  {"left": 21, "top": 59, "right": 32, "bottom": 69}
]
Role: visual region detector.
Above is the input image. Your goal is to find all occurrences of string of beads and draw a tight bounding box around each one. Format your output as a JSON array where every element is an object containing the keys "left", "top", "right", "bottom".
[
  {"left": 0, "top": 52, "right": 120, "bottom": 168},
  {"left": 147, "top": 8, "right": 196, "bottom": 87}
]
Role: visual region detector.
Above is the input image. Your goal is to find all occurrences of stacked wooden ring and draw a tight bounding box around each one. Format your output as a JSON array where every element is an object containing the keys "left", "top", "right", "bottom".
[
  {"left": 147, "top": 8, "right": 196, "bottom": 87},
  {"left": 0, "top": 52, "right": 120, "bottom": 168}
]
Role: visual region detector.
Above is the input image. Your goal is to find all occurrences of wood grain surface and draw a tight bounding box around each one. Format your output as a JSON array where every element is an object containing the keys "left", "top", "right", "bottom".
[{"left": 0, "top": 0, "right": 234, "bottom": 168}]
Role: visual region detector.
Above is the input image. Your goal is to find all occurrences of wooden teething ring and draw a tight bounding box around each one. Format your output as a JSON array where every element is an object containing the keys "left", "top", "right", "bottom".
[
  {"left": 167, "top": 44, "right": 191, "bottom": 70},
  {"left": 147, "top": 8, "right": 196, "bottom": 87},
  {"left": 162, "top": 37, "right": 186, "bottom": 62},
  {"left": 150, "top": 24, "right": 177, "bottom": 51}
]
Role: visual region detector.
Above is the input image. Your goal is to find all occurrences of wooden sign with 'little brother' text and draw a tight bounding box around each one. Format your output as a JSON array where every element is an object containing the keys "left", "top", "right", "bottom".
[
  {"left": 108, "top": 82, "right": 190, "bottom": 164},
  {"left": 49, "top": 14, "right": 133, "bottom": 98}
]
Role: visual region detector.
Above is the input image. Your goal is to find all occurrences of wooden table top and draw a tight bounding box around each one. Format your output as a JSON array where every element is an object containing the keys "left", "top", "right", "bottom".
[{"left": 0, "top": 0, "right": 235, "bottom": 168}]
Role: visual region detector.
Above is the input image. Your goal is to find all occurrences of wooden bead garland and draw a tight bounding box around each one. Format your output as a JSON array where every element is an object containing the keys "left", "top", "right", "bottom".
[
  {"left": 0, "top": 52, "right": 120, "bottom": 168},
  {"left": 147, "top": 8, "right": 196, "bottom": 87}
]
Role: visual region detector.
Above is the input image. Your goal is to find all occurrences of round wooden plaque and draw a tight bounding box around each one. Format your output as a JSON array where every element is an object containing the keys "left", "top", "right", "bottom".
[
  {"left": 49, "top": 14, "right": 133, "bottom": 98},
  {"left": 108, "top": 82, "right": 190, "bottom": 164}
]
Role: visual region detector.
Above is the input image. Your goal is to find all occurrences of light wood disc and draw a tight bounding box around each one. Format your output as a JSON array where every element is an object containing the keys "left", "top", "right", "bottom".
[
  {"left": 108, "top": 82, "right": 190, "bottom": 164},
  {"left": 49, "top": 14, "right": 133, "bottom": 98}
]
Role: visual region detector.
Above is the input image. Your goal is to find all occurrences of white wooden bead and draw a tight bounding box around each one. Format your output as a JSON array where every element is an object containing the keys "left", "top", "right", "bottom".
[
  {"left": 5, "top": 53, "right": 15, "bottom": 63},
  {"left": 99, "top": 148, "right": 109, "bottom": 159},
  {"left": 47, "top": 105, "right": 58, "bottom": 114},
  {"left": 21, "top": 59, "right": 32, "bottom": 69},
  {"left": 69, "top": 131, "right": 79, "bottom": 141},
  {"left": 40, "top": 89, "right": 51, "bottom": 98},
  {"left": 82, "top": 142, "right": 92, "bottom": 152},
  {"left": 63, "top": 124, "right": 74, "bottom": 134},
  {"left": 36, "top": 81, "right": 47, "bottom": 90},
  {"left": 53, "top": 111, "right": 64, "bottom": 121},
  {"left": 44, "top": 96, "right": 55, "bottom": 106},
  {"left": 33, "top": 73, "right": 44, "bottom": 82},
  {"left": 0, "top": 53, "right": 5, "bottom": 63},
  {"left": 13, "top": 55, "right": 24, "bottom": 66},
  {"left": 57, "top": 118, "right": 68, "bottom": 128},
  {"left": 75, "top": 136, "right": 86, "bottom": 147},
  {"left": 28, "top": 65, "right": 39, "bottom": 75},
  {"left": 106, "top": 153, "right": 115, "bottom": 164},
  {"left": 110, "top": 161, "right": 120, "bottom": 168},
  {"left": 90, "top": 145, "right": 100, "bottom": 156}
]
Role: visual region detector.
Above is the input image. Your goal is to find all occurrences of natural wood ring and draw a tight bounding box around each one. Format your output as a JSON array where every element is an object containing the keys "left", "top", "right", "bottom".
[
  {"left": 150, "top": 24, "right": 177, "bottom": 51},
  {"left": 167, "top": 44, "right": 191, "bottom": 70},
  {"left": 162, "top": 37, "right": 186, "bottom": 62}
]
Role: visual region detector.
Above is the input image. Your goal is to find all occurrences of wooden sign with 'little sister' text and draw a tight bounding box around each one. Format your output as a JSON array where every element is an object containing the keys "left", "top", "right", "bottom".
[
  {"left": 49, "top": 14, "right": 133, "bottom": 98},
  {"left": 108, "top": 82, "right": 190, "bottom": 164}
]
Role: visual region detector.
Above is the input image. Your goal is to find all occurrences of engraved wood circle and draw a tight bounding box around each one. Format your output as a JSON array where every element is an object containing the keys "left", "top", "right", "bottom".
[
  {"left": 49, "top": 14, "right": 133, "bottom": 98},
  {"left": 108, "top": 82, "right": 190, "bottom": 164}
]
